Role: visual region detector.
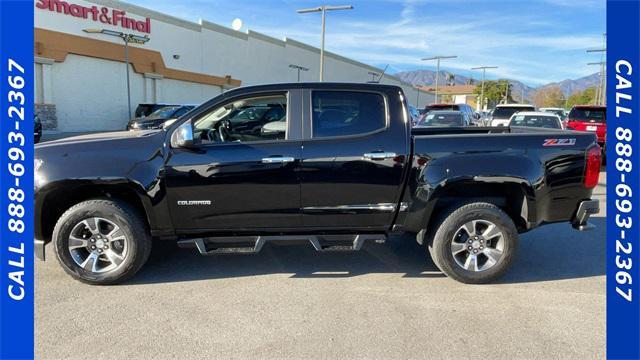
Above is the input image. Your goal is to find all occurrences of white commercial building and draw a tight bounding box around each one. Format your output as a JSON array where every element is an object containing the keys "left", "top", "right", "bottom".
[{"left": 34, "top": 0, "right": 433, "bottom": 132}]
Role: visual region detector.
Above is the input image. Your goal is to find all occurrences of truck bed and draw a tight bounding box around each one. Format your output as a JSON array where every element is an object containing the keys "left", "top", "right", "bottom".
[
  {"left": 411, "top": 125, "right": 573, "bottom": 136},
  {"left": 399, "top": 126, "right": 599, "bottom": 233}
]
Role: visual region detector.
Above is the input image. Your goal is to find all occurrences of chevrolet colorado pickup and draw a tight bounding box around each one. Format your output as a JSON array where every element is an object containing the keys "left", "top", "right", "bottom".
[{"left": 34, "top": 83, "right": 601, "bottom": 285}]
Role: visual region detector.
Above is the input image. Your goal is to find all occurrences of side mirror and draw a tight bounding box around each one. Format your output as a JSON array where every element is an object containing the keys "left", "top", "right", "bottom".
[{"left": 171, "top": 120, "right": 197, "bottom": 148}]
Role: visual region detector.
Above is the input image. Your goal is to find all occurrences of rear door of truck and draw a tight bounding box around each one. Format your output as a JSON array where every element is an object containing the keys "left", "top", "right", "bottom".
[{"left": 299, "top": 86, "right": 410, "bottom": 230}]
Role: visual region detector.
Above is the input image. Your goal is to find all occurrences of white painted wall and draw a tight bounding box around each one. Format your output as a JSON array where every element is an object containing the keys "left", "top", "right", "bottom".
[
  {"left": 160, "top": 78, "right": 221, "bottom": 105},
  {"left": 35, "top": 0, "right": 433, "bottom": 131},
  {"left": 50, "top": 55, "right": 144, "bottom": 131}
]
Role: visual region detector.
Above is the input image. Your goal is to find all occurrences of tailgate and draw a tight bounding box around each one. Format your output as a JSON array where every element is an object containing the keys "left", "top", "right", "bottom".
[
  {"left": 511, "top": 127, "right": 598, "bottom": 224},
  {"left": 569, "top": 121, "right": 606, "bottom": 142}
]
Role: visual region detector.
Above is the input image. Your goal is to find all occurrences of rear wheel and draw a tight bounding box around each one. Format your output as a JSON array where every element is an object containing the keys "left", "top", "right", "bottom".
[
  {"left": 427, "top": 202, "right": 518, "bottom": 284},
  {"left": 52, "top": 199, "right": 151, "bottom": 285}
]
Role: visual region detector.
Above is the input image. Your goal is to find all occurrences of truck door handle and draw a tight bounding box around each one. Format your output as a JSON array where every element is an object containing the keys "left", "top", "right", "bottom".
[
  {"left": 363, "top": 152, "right": 396, "bottom": 161},
  {"left": 262, "top": 156, "right": 295, "bottom": 164}
]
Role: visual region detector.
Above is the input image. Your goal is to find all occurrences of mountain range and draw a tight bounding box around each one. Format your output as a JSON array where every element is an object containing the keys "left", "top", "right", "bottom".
[{"left": 394, "top": 70, "right": 601, "bottom": 102}]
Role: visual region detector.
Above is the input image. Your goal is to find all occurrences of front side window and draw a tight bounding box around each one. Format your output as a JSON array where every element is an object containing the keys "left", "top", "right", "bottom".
[
  {"left": 193, "top": 94, "right": 287, "bottom": 144},
  {"left": 312, "top": 91, "right": 386, "bottom": 138}
]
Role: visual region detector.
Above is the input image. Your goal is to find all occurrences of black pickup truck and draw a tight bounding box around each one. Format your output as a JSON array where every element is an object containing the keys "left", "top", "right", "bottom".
[{"left": 34, "top": 83, "right": 601, "bottom": 285}]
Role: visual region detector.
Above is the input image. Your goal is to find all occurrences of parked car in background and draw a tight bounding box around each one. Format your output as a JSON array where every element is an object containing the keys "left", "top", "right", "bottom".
[
  {"left": 478, "top": 109, "right": 492, "bottom": 126},
  {"left": 134, "top": 103, "right": 182, "bottom": 118},
  {"left": 127, "top": 105, "right": 196, "bottom": 130},
  {"left": 564, "top": 105, "right": 606, "bottom": 150},
  {"left": 423, "top": 103, "right": 475, "bottom": 126},
  {"left": 540, "top": 107, "right": 567, "bottom": 120},
  {"left": 408, "top": 105, "right": 421, "bottom": 126},
  {"left": 489, "top": 104, "right": 536, "bottom": 126},
  {"left": 508, "top": 112, "right": 562, "bottom": 129},
  {"left": 34, "top": 114, "right": 42, "bottom": 144},
  {"left": 416, "top": 110, "right": 468, "bottom": 127}
]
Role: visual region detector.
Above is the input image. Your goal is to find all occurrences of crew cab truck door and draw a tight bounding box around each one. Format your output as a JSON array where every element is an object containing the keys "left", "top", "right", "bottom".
[
  {"left": 300, "top": 88, "right": 410, "bottom": 230},
  {"left": 164, "top": 90, "right": 303, "bottom": 231}
]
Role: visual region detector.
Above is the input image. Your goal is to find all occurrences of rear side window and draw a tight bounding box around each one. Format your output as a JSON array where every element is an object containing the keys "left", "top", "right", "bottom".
[
  {"left": 312, "top": 91, "right": 386, "bottom": 138},
  {"left": 569, "top": 108, "right": 606, "bottom": 123}
]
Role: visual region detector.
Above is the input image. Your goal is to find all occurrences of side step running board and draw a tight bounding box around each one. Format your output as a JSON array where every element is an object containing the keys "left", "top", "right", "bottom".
[{"left": 177, "top": 234, "right": 387, "bottom": 256}]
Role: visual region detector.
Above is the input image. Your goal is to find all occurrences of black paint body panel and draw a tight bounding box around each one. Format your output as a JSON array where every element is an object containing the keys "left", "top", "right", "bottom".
[{"left": 34, "top": 83, "right": 597, "bottom": 244}]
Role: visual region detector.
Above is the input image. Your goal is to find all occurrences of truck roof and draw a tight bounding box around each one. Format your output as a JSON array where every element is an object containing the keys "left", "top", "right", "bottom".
[
  {"left": 572, "top": 105, "right": 606, "bottom": 109},
  {"left": 223, "top": 82, "right": 403, "bottom": 95}
]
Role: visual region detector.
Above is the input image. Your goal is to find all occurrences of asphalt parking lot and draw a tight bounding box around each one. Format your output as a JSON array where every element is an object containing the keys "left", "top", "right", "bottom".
[{"left": 36, "top": 171, "right": 606, "bottom": 360}]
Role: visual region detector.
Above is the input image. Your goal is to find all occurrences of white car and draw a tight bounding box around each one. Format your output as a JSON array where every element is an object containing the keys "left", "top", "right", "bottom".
[
  {"left": 490, "top": 104, "right": 536, "bottom": 126},
  {"left": 508, "top": 111, "right": 563, "bottom": 129},
  {"left": 539, "top": 107, "right": 567, "bottom": 120}
]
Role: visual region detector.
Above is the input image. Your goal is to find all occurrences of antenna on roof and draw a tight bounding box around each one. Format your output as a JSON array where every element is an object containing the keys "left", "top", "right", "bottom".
[
  {"left": 377, "top": 64, "right": 389, "bottom": 82},
  {"left": 367, "top": 64, "right": 389, "bottom": 83}
]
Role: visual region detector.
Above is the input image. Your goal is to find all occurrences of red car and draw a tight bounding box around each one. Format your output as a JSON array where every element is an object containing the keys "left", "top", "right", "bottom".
[{"left": 564, "top": 105, "right": 606, "bottom": 148}]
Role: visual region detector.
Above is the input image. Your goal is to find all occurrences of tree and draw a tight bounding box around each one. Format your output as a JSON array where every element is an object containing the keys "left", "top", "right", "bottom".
[
  {"left": 532, "top": 86, "right": 565, "bottom": 108},
  {"left": 446, "top": 73, "right": 455, "bottom": 86},
  {"left": 474, "top": 80, "right": 514, "bottom": 108},
  {"left": 566, "top": 87, "right": 597, "bottom": 108}
]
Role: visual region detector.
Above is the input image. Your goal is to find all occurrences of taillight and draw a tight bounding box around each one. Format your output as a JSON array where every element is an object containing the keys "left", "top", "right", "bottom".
[{"left": 584, "top": 145, "right": 602, "bottom": 188}]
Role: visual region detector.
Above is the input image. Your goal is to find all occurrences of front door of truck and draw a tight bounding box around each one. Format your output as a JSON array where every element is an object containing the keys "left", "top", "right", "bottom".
[
  {"left": 164, "top": 90, "right": 303, "bottom": 231},
  {"left": 300, "top": 89, "right": 410, "bottom": 230}
]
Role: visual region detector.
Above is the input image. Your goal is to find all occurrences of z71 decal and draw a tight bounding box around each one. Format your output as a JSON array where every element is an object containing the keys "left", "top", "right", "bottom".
[{"left": 543, "top": 138, "right": 576, "bottom": 146}]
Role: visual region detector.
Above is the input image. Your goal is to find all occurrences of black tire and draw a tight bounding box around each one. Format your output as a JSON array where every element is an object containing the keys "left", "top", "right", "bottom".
[
  {"left": 52, "top": 199, "right": 152, "bottom": 285},
  {"left": 427, "top": 202, "right": 518, "bottom": 284}
]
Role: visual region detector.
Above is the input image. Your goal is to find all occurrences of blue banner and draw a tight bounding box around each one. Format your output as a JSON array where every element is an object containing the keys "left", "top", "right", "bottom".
[
  {"left": 607, "top": 1, "right": 640, "bottom": 359},
  {"left": 0, "top": 0, "right": 35, "bottom": 359}
]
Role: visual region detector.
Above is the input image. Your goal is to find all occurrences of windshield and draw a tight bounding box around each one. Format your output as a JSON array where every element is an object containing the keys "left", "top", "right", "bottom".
[
  {"left": 542, "top": 109, "right": 563, "bottom": 115},
  {"left": 568, "top": 108, "right": 606, "bottom": 123},
  {"left": 492, "top": 106, "right": 534, "bottom": 119},
  {"left": 148, "top": 106, "right": 180, "bottom": 118},
  {"left": 419, "top": 112, "right": 464, "bottom": 127},
  {"left": 510, "top": 115, "right": 561, "bottom": 128}
]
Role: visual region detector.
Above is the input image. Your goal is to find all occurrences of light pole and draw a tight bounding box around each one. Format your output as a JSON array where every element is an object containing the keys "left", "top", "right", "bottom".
[
  {"left": 503, "top": 80, "right": 509, "bottom": 104},
  {"left": 368, "top": 71, "right": 379, "bottom": 82},
  {"left": 416, "top": 83, "right": 423, "bottom": 108},
  {"left": 471, "top": 66, "right": 498, "bottom": 110},
  {"left": 289, "top": 64, "right": 309, "bottom": 82},
  {"left": 586, "top": 32, "right": 606, "bottom": 105},
  {"left": 588, "top": 61, "right": 606, "bottom": 105},
  {"left": 84, "top": 29, "right": 149, "bottom": 119},
  {"left": 422, "top": 55, "right": 457, "bottom": 103},
  {"left": 297, "top": 5, "right": 353, "bottom": 81}
]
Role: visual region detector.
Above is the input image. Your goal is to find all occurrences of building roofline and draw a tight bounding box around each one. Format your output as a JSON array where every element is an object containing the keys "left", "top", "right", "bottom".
[{"left": 84, "top": 0, "right": 420, "bottom": 90}]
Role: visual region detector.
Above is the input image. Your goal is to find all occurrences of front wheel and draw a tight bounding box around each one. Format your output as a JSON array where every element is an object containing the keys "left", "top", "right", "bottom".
[
  {"left": 427, "top": 202, "right": 518, "bottom": 284},
  {"left": 52, "top": 199, "right": 152, "bottom": 285}
]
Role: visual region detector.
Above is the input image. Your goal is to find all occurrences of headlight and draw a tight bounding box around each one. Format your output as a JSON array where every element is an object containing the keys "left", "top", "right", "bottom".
[{"left": 34, "top": 159, "right": 45, "bottom": 188}]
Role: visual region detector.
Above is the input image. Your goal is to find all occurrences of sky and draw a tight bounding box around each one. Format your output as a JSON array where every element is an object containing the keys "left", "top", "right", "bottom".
[{"left": 128, "top": 0, "right": 606, "bottom": 86}]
